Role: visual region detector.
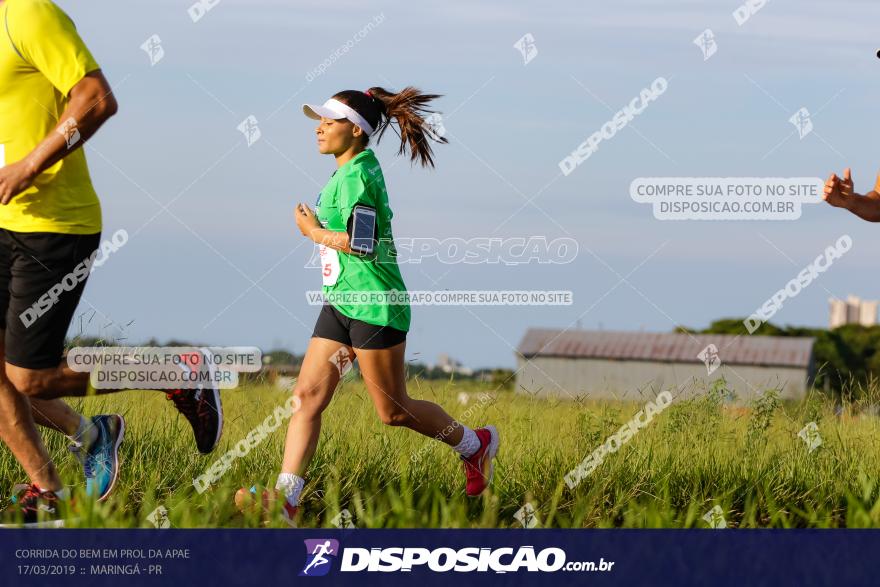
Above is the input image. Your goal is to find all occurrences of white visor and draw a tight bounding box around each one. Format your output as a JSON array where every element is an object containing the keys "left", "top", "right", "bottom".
[{"left": 302, "top": 98, "right": 374, "bottom": 135}]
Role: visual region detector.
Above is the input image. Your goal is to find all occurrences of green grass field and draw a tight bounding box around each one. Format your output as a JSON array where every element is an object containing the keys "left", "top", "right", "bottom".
[{"left": 2, "top": 376, "right": 879, "bottom": 528}]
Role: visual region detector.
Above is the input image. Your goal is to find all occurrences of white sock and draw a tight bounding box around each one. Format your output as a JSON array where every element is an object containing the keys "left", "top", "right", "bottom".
[
  {"left": 69, "top": 416, "right": 98, "bottom": 448},
  {"left": 275, "top": 473, "right": 305, "bottom": 507},
  {"left": 38, "top": 486, "right": 70, "bottom": 500},
  {"left": 452, "top": 426, "right": 480, "bottom": 458}
]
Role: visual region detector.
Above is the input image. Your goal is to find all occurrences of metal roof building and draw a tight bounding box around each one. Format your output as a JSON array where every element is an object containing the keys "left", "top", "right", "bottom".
[{"left": 515, "top": 328, "right": 816, "bottom": 402}]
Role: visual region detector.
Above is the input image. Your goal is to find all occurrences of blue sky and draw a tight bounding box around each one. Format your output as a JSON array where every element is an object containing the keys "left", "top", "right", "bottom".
[{"left": 56, "top": 0, "right": 880, "bottom": 369}]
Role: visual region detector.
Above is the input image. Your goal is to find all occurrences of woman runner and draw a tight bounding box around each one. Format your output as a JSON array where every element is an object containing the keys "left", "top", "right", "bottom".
[{"left": 237, "top": 87, "right": 499, "bottom": 522}]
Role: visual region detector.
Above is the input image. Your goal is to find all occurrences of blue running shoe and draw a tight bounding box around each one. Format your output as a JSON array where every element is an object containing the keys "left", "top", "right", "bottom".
[{"left": 69, "top": 415, "right": 125, "bottom": 501}]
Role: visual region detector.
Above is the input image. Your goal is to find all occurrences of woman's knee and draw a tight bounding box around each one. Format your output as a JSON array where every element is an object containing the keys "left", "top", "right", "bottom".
[{"left": 293, "top": 382, "right": 330, "bottom": 415}]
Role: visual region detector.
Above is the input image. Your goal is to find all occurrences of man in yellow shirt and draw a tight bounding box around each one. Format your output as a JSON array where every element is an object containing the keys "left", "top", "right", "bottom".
[
  {"left": 0, "top": 0, "right": 223, "bottom": 525},
  {"left": 823, "top": 168, "right": 880, "bottom": 221}
]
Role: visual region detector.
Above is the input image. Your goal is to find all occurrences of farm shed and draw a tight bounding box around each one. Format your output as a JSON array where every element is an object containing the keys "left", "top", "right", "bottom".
[{"left": 515, "top": 328, "right": 815, "bottom": 402}]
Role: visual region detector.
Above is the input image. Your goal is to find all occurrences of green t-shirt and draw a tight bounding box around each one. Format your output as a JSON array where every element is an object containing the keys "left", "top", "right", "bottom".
[{"left": 315, "top": 148, "right": 411, "bottom": 332}]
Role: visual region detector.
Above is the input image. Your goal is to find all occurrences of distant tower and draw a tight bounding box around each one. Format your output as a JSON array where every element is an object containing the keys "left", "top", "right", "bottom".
[
  {"left": 829, "top": 297, "right": 847, "bottom": 329},
  {"left": 846, "top": 295, "right": 862, "bottom": 324},
  {"left": 830, "top": 295, "right": 878, "bottom": 328},
  {"left": 859, "top": 299, "right": 878, "bottom": 326}
]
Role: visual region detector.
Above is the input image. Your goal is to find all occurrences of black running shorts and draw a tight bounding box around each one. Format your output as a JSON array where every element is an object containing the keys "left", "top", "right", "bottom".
[
  {"left": 311, "top": 303, "right": 407, "bottom": 350},
  {"left": 0, "top": 229, "right": 102, "bottom": 369}
]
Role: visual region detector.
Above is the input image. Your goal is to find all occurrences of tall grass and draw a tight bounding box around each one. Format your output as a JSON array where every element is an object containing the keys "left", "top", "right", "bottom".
[{"left": 1, "top": 376, "right": 878, "bottom": 528}]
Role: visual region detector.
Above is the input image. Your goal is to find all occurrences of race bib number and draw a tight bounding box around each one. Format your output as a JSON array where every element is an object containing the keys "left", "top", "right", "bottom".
[
  {"left": 0, "top": 144, "right": 5, "bottom": 168},
  {"left": 320, "top": 244, "right": 340, "bottom": 286}
]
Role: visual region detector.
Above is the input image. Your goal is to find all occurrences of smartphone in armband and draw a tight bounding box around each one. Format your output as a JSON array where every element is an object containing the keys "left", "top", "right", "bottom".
[{"left": 348, "top": 205, "right": 377, "bottom": 255}]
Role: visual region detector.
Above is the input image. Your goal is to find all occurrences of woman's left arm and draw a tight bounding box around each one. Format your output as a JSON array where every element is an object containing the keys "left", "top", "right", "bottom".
[
  {"left": 294, "top": 203, "right": 358, "bottom": 254},
  {"left": 312, "top": 227, "right": 356, "bottom": 254}
]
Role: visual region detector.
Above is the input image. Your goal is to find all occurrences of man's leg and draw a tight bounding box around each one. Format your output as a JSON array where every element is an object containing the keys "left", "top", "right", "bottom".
[
  {"left": 30, "top": 396, "right": 100, "bottom": 451},
  {"left": 0, "top": 230, "right": 118, "bottom": 501},
  {"left": 3, "top": 230, "right": 222, "bottom": 457},
  {"left": 0, "top": 339, "right": 63, "bottom": 492},
  {"left": 7, "top": 360, "right": 105, "bottom": 400},
  {"left": 30, "top": 397, "right": 82, "bottom": 436},
  {"left": 0, "top": 230, "right": 67, "bottom": 493}
]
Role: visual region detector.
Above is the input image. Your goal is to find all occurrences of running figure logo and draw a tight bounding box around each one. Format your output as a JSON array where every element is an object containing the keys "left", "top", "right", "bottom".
[
  {"left": 300, "top": 539, "right": 340, "bottom": 577},
  {"left": 789, "top": 107, "right": 813, "bottom": 139},
  {"left": 693, "top": 29, "right": 717, "bottom": 61},
  {"left": 140, "top": 34, "right": 165, "bottom": 66}
]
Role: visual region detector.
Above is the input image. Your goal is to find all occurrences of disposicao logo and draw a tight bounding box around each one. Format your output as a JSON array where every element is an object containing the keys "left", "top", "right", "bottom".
[{"left": 300, "top": 539, "right": 339, "bottom": 577}]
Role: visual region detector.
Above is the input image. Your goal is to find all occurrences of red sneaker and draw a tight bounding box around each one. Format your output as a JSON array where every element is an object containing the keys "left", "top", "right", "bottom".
[
  {"left": 461, "top": 425, "right": 499, "bottom": 496},
  {"left": 1, "top": 484, "right": 69, "bottom": 527},
  {"left": 166, "top": 386, "right": 223, "bottom": 455}
]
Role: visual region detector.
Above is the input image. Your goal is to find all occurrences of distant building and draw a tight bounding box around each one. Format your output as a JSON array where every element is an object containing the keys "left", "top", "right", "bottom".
[
  {"left": 829, "top": 295, "right": 878, "bottom": 328},
  {"left": 515, "top": 328, "right": 815, "bottom": 402},
  {"left": 436, "top": 353, "right": 473, "bottom": 376}
]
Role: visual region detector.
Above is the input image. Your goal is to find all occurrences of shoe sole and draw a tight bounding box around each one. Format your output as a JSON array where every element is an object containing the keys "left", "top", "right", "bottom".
[
  {"left": 201, "top": 347, "right": 224, "bottom": 453},
  {"left": 483, "top": 425, "right": 500, "bottom": 490},
  {"left": 0, "top": 519, "right": 70, "bottom": 529},
  {"left": 98, "top": 415, "right": 126, "bottom": 502},
  {"left": 466, "top": 425, "right": 500, "bottom": 497}
]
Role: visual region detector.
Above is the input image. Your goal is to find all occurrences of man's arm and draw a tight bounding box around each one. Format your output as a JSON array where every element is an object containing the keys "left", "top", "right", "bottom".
[
  {"left": 846, "top": 185, "right": 880, "bottom": 222},
  {"left": 823, "top": 168, "right": 880, "bottom": 222},
  {"left": 0, "top": 71, "right": 118, "bottom": 205}
]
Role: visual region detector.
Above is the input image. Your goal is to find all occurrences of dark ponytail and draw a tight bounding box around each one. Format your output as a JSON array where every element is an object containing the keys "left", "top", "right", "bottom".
[{"left": 332, "top": 86, "right": 448, "bottom": 168}]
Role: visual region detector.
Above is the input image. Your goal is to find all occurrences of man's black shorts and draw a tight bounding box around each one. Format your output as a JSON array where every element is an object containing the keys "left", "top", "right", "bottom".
[
  {"left": 311, "top": 303, "right": 407, "bottom": 350},
  {"left": 0, "top": 229, "right": 102, "bottom": 369}
]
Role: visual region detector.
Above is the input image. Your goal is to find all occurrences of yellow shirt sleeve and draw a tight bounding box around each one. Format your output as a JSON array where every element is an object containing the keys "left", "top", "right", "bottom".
[{"left": 8, "top": 0, "right": 100, "bottom": 96}]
